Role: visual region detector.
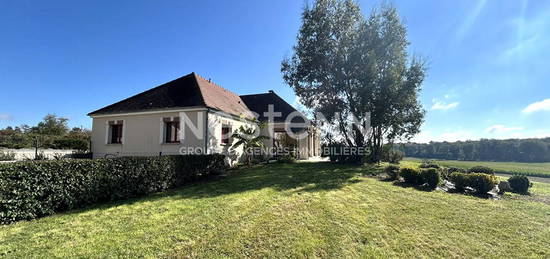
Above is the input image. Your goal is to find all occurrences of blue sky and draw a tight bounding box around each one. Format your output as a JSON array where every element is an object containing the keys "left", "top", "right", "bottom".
[{"left": 0, "top": 0, "right": 549, "bottom": 142}]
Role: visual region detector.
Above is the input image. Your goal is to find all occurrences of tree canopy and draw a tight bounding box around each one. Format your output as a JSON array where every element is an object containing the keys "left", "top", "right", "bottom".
[{"left": 282, "top": 0, "right": 426, "bottom": 162}]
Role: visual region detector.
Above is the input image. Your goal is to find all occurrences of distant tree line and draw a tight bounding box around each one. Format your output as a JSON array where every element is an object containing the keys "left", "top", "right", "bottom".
[
  {"left": 399, "top": 138, "right": 550, "bottom": 163},
  {"left": 0, "top": 114, "right": 90, "bottom": 150}
]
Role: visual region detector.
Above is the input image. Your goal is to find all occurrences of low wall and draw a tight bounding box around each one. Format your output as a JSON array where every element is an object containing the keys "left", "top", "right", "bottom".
[{"left": 0, "top": 149, "right": 76, "bottom": 161}]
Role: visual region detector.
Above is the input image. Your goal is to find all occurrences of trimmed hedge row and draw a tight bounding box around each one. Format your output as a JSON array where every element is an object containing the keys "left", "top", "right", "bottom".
[{"left": 0, "top": 155, "right": 226, "bottom": 224}]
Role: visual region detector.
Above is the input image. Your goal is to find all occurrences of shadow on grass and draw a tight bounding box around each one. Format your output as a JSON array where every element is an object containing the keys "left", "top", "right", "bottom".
[
  {"left": 53, "top": 162, "right": 368, "bottom": 218},
  {"left": 392, "top": 181, "right": 436, "bottom": 192},
  {"left": 178, "top": 162, "right": 365, "bottom": 198}
]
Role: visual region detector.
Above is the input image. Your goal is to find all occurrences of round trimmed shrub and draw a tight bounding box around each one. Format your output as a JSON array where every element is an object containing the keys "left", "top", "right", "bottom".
[
  {"left": 468, "top": 166, "right": 494, "bottom": 175},
  {"left": 449, "top": 172, "right": 468, "bottom": 191},
  {"left": 400, "top": 167, "right": 422, "bottom": 184},
  {"left": 419, "top": 161, "right": 440, "bottom": 169},
  {"left": 384, "top": 165, "right": 400, "bottom": 181},
  {"left": 468, "top": 173, "right": 497, "bottom": 194},
  {"left": 508, "top": 175, "right": 531, "bottom": 194},
  {"left": 420, "top": 168, "right": 441, "bottom": 190}
]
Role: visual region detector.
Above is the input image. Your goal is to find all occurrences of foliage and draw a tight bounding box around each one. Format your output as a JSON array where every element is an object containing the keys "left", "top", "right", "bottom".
[
  {"left": 449, "top": 172, "right": 497, "bottom": 194},
  {"left": 31, "top": 114, "right": 69, "bottom": 135},
  {"left": 0, "top": 150, "right": 16, "bottom": 161},
  {"left": 508, "top": 175, "right": 532, "bottom": 194},
  {"left": 276, "top": 155, "right": 296, "bottom": 164},
  {"left": 468, "top": 166, "right": 494, "bottom": 175},
  {"left": 404, "top": 157, "right": 550, "bottom": 178},
  {"left": 401, "top": 138, "right": 550, "bottom": 163},
  {"left": 400, "top": 167, "right": 422, "bottom": 184},
  {"left": 384, "top": 165, "right": 400, "bottom": 180},
  {"left": 0, "top": 116, "right": 90, "bottom": 150},
  {"left": 0, "top": 162, "right": 549, "bottom": 257},
  {"left": 420, "top": 168, "right": 440, "bottom": 190},
  {"left": 419, "top": 160, "right": 440, "bottom": 169},
  {"left": 282, "top": 0, "right": 426, "bottom": 163},
  {"left": 321, "top": 142, "right": 365, "bottom": 164},
  {"left": 381, "top": 147, "right": 404, "bottom": 164},
  {"left": 0, "top": 154, "right": 226, "bottom": 224},
  {"left": 231, "top": 125, "right": 269, "bottom": 165}
]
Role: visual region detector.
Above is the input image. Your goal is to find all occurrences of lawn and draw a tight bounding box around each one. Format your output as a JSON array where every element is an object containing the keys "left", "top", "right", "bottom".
[
  {"left": 404, "top": 157, "right": 550, "bottom": 178},
  {"left": 1, "top": 162, "right": 549, "bottom": 258}
]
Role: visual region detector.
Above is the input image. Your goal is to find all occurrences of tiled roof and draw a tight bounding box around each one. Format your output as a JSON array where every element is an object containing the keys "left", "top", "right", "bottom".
[
  {"left": 88, "top": 72, "right": 254, "bottom": 119},
  {"left": 240, "top": 91, "right": 308, "bottom": 124}
]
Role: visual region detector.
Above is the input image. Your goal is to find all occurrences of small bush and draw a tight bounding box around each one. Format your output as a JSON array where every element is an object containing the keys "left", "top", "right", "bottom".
[
  {"left": 382, "top": 149, "right": 404, "bottom": 164},
  {"left": 449, "top": 172, "right": 468, "bottom": 191},
  {"left": 468, "top": 173, "right": 497, "bottom": 194},
  {"left": 277, "top": 155, "right": 296, "bottom": 163},
  {"left": 449, "top": 172, "right": 497, "bottom": 194},
  {"left": 0, "top": 154, "right": 226, "bottom": 224},
  {"left": 400, "top": 167, "right": 422, "bottom": 184},
  {"left": 0, "top": 150, "right": 16, "bottom": 161},
  {"left": 419, "top": 161, "right": 440, "bottom": 169},
  {"left": 468, "top": 166, "right": 494, "bottom": 175},
  {"left": 508, "top": 175, "right": 532, "bottom": 194},
  {"left": 385, "top": 165, "right": 400, "bottom": 180},
  {"left": 420, "top": 168, "right": 441, "bottom": 190}
]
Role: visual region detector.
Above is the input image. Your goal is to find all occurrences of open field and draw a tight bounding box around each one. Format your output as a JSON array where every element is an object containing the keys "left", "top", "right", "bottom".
[
  {"left": 1, "top": 162, "right": 550, "bottom": 258},
  {"left": 404, "top": 157, "right": 550, "bottom": 178}
]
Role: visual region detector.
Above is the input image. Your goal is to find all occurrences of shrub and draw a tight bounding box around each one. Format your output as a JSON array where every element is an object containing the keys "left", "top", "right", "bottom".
[
  {"left": 449, "top": 172, "right": 468, "bottom": 191},
  {"left": 382, "top": 149, "right": 404, "bottom": 164},
  {"left": 385, "top": 165, "right": 400, "bottom": 180},
  {"left": 468, "top": 173, "right": 497, "bottom": 194},
  {"left": 0, "top": 150, "right": 15, "bottom": 161},
  {"left": 400, "top": 167, "right": 422, "bottom": 184},
  {"left": 419, "top": 161, "right": 440, "bottom": 169},
  {"left": 420, "top": 168, "right": 441, "bottom": 190},
  {"left": 508, "top": 175, "right": 532, "bottom": 194},
  {"left": 468, "top": 166, "right": 494, "bottom": 175},
  {"left": 277, "top": 155, "right": 296, "bottom": 163},
  {"left": 449, "top": 172, "right": 497, "bottom": 194},
  {"left": 0, "top": 154, "right": 226, "bottom": 224}
]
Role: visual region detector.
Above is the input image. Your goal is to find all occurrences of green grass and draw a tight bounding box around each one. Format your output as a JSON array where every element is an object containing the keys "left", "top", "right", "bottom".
[
  {"left": 1, "top": 162, "right": 550, "bottom": 258},
  {"left": 405, "top": 157, "right": 550, "bottom": 178}
]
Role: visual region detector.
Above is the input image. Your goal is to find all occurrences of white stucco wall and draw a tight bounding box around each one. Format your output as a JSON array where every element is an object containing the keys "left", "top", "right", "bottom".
[{"left": 91, "top": 110, "right": 207, "bottom": 158}]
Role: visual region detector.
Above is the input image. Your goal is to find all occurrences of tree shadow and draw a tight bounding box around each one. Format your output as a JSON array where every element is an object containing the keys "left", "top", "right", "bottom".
[{"left": 46, "top": 162, "right": 365, "bottom": 220}]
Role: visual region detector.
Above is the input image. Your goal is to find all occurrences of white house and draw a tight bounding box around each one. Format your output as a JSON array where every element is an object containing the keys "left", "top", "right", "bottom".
[{"left": 88, "top": 72, "right": 320, "bottom": 164}]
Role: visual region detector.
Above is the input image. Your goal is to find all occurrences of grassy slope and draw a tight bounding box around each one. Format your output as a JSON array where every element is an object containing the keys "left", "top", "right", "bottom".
[
  {"left": 1, "top": 162, "right": 549, "bottom": 258},
  {"left": 405, "top": 157, "right": 550, "bottom": 178}
]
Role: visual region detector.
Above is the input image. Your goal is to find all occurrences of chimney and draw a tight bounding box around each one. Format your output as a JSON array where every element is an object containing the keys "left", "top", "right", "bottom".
[{"left": 268, "top": 90, "right": 274, "bottom": 93}]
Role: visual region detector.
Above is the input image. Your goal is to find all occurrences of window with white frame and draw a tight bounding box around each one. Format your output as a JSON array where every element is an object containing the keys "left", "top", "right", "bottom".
[
  {"left": 108, "top": 120, "right": 123, "bottom": 144},
  {"left": 163, "top": 117, "right": 181, "bottom": 143}
]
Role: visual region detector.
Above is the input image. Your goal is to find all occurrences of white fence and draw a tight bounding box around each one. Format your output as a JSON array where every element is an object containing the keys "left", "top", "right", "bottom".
[{"left": 0, "top": 148, "right": 77, "bottom": 161}]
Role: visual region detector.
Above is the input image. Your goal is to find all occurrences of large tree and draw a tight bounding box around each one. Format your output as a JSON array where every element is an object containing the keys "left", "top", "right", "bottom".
[{"left": 282, "top": 0, "right": 426, "bottom": 162}]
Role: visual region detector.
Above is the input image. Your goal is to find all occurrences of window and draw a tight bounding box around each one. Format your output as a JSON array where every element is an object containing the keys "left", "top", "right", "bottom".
[
  {"left": 164, "top": 118, "right": 180, "bottom": 143},
  {"left": 108, "top": 121, "right": 123, "bottom": 144},
  {"left": 221, "top": 124, "right": 231, "bottom": 145}
]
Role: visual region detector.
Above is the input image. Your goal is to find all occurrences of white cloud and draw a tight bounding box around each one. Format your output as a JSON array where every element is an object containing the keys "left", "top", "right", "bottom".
[
  {"left": 485, "top": 125, "right": 524, "bottom": 134},
  {"left": 522, "top": 99, "right": 550, "bottom": 114},
  {"left": 431, "top": 99, "right": 459, "bottom": 111},
  {"left": 0, "top": 113, "right": 13, "bottom": 121}
]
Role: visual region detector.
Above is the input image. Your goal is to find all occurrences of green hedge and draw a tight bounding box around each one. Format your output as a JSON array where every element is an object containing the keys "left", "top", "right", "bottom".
[
  {"left": 508, "top": 175, "right": 532, "bottom": 194},
  {"left": 420, "top": 168, "right": 441, "bottom": 190},
  {"left": 449, "top": 172, "right": 497, "bottom": 194},
  {"left": 0, "top": 155, "right": 226, "bottom": 224},
  {"left": 400, "top": 167, "right": 422, "bottom": 184}
]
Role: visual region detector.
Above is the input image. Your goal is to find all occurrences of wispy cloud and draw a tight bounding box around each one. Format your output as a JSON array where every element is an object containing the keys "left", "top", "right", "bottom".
[
  {"left": 485, "top": 125, "right": 524, "bottom": 134},
  {"left": 0, "top": 113, "right": 13, "bottom": 121},
  {"left": 499, "top": 2, "right": 550, "bottom": 63},
  {"left": 412, "top": 130, "right": 476, "bottom": 143},
  {"left": 431, "top": 98, "right": 459, "bottom": 111},
  {"left": 455, "top": 0, "right": 488, "bottom": 42},
  {"left": 522, "top": 99, "right": 550, "bottom": 114}
]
